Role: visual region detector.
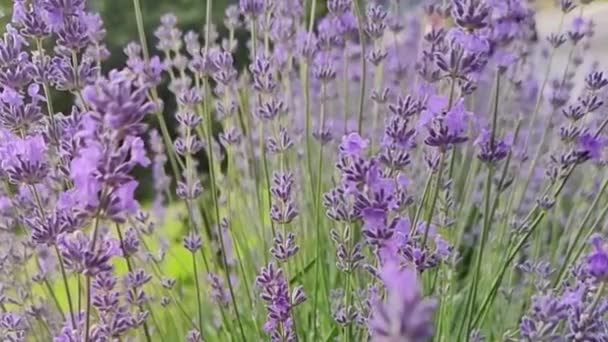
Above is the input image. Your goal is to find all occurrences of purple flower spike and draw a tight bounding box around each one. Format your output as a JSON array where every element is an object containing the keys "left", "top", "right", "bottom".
[{"left": 82, "top": 71, "right": 155, "bottom": 134}]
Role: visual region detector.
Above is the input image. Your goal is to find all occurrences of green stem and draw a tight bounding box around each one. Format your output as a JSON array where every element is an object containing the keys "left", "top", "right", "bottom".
[
  {"left": 204, "top": 0, "right": 212, "bottom": 52},
  {"left": 410, "top": 173, "right": 433, "bottom": 237},
  {"left": 554, "top": 177, "right": 608, "bottom": 286},
  {"left": 520, "top": 13, "right": 565, "bottom": 148},
  {"left": 342, "top": 50, "right": 349, "bottom": 134},
  {"left": 472, "top": 166, "right": 575, "bottom": 327},
  {"left": 202, "top": 79, "right": 246, "bottom": 342},
  {"left": 461, "top": 165, "right": 493, "bottom": 338},
  {"left": 133, "top": 0, "right": 149, "bottom": 61},
  {"left": 352, "top": 0, "right": 367, "bottom": 135},
  {"left": 132, "top": 0, "right": 182, "bottom": 190},
  {"left": 516, "top": 11, "right": 579, "bottom": 215},
  {"left": 29, "top": 185, "right": 75, "bottom": 329},
  {"left": 313, "top": 82, "right": 328, "bottom": 340},
  {"left": 115, "top": 225, "right": 154, "bottom": 342},
  {"left": 85, "top": 208, "right": 105, "bottom": 342},
  {"left": 260, "top": 122, "right": 276, "bottom": 237},
  {"left": 54, "top": 244, "right": 76, "bottom": 329},
  {"left": 42, "top": 278, "right": 65, "bottom": 322},
  {"left": 191, "top": 253, "right": 205, "bottom": 337},
  {"left": 462, "top": 73, "right": 502, "bottom": 338},
  {"left": 421, "top": 152, "right": 446, "bottom": 247},
  {"left": 554, "top": 182, "right": 608, "bottom": 287}
]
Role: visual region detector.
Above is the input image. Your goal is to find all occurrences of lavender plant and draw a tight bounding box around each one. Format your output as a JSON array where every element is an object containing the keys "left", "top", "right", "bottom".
[{"left": 1, "top": 0, "right": 608, "bottom": 340}]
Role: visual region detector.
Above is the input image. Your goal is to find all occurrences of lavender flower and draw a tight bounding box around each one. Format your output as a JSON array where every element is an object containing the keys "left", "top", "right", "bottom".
[
  {"left": 369, "top": 262, "right": 436, "bottom": 342},
  {"left": 587, "top": 234, "right": 608, "bottom": 281}
]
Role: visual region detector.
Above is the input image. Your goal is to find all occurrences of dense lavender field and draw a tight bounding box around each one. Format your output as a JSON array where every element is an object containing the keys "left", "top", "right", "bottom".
[{"left": 1, "top": 0, "right": 608, "bottom": 341}]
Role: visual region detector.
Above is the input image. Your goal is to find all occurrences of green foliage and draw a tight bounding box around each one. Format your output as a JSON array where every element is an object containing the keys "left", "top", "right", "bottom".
[{"left": 92, "top": 0, "right": 231, "bottom": 66}]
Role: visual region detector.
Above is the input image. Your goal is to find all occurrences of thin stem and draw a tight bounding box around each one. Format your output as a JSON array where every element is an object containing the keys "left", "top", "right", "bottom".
[
  {"left": 462, "top": 164, "right": 493, "bottom": 338},
  {"left": 370, "top": 38, "right": 385, "bottom": 152},
  {"left": 516, "top": 10, "right": 581, "bottom": 215},
  {"left": 344, "top": 226, "right": 355, "bottom": 341},
  {"left": 115, "top": 225, "right": 153, "bottom": 342},
  {"left": 553, "top": 178, "right": 608, "bottom": 288},
  {"left": 313, "top": 82, "right": 328, "bottom": 341},
  {"left": 306, "top": 1, "right": 320, "bottom": 338},
  {"left": 191, "top": 253, "right": 205, "bottom": 337},
  {"left": 495, "top": 117, "right": 523, "bottom": 247},
  {"left": 554, "top": 176, "right": 608, "bottom": 286},
  {"left": 202, "top": 79, "right": 247, "bottom": 342},
  {"left": 84, "top": 213, "right": 102, "bottom": 342},
  {"left": 133, "top": 0, "right": 150, "bottom": 61},
  {"left": 472, "top": 166, "right": 576, "bottom": 327},
  {"left": 342, "top": 49, "right": 349, "bottom": 134},
  {"left": 42, "top": 278, "right": 65, "bottom": 322},
  {"left": 520, "top": 13, "right": 565, "bottom": 148},
  {"left": 54, "top": 244, "right": 76, "bottom": 329},
  {"left": 410, "top": 173, "right": 433, "bottom": 237},
  {"left": 204, "top": 0, "right": 212, "bottom": 52},
  {"left": 307, "top": 0, "right": 317, "bottom": 33},
  {"left": 260, "top": 122, "right": 277, "bottom": 237},
  {"left": 352, "top": 0, "right": 367, "bottom": 135},
  {"left": 78, "top": 275, "right": 82, "bottom": 314},
  {"left": 29, "top": 184, "right": 75, "bottom": 329},
  {"left": 462, "top": 73, "right": 502, "bottom": 338},
  {"left": 303, "top": 61, "right": 315, "bottom": 211},
  {"left": 132, "top": 0, "right": 182, "bottom": 189},
  {"left": 421, "top": 152, "right": 446, "bottom": 247},
  {"left": 472, "top": 211, "right": 545, "bottom": 328}
]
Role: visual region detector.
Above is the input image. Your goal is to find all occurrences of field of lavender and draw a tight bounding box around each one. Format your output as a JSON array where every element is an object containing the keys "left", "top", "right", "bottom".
[{"left": 1, "top": 0, "right": 608, "bottom": 341}]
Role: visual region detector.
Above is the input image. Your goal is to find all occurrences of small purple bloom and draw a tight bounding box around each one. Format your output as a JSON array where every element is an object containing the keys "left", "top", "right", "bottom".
[
  {"left": 340, "top": 132, "right": 369, "bottom": 156},
  {"left": 183, "top": 232, "right": 202, "bottom": 253},
  {"left": 369, "top": 262, "right": 436, "bottom": 342},
  {"left": 577, "top": 133, "right": 604, "bottom": 162},
  {"left": 587, "top": 234, "right": 608, "bottom": 281}
]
